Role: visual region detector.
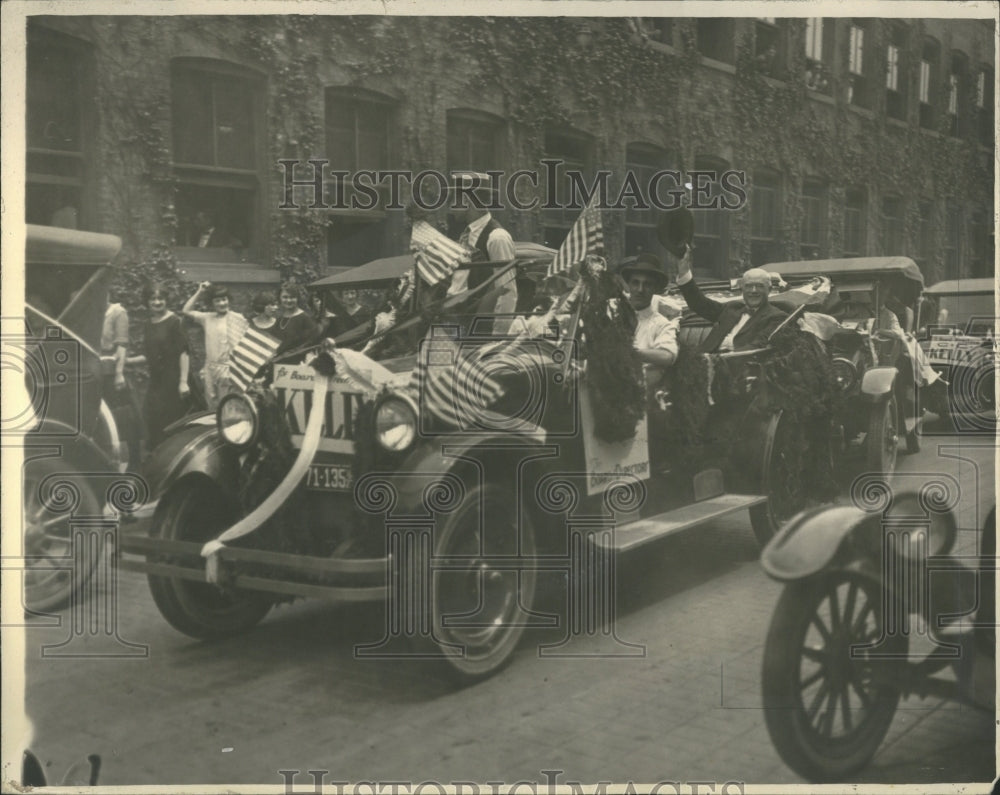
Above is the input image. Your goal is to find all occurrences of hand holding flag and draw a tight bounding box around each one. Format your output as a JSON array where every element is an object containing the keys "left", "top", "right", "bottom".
[{"left": 410, "top": 220, "right": 473, "bottom": 286}]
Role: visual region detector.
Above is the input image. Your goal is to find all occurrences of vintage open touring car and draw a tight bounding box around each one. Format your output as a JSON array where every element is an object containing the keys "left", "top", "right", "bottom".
[
  {"left": 765, "top": 257, "right": 931, "bottom": 475},
  {"left": 118, "top": 244, "right": 833, "bottom": 681}
]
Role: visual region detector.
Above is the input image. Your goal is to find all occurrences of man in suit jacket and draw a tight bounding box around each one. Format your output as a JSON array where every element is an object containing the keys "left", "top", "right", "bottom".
[{"left": 675, "top": 246, "right": 787, "bottom": 352}]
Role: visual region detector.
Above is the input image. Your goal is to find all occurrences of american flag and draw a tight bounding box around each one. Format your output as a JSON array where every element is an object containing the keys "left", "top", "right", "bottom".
[
  {"left": 410, "top": 220, "right": 473, "bottom": 286},
  {"left": 409, "top": 329, "right": 505, "bottom": 428},
  {"left": 547, "top": 193, "right": 604, "bottom": 277},
  {"left": 228, "top": 324, "right": 281, "bottom": 390}
]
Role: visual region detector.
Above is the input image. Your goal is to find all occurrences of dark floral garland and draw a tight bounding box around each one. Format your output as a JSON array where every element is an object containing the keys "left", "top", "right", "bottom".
[
  {"left": 579, "top": 267, "right": 646, "bottom": 444},
  {"left": 756, "top": 327, "right": 841, "bottom": 502}
]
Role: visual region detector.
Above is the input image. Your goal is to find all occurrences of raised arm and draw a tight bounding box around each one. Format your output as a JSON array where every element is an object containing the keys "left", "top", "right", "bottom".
[{"left": 674, "top": 245, "right": 724, "bottom": 324}]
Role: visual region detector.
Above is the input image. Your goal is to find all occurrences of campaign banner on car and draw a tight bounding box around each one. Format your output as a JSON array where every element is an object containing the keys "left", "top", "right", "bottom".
[
  {"left": 579, "top": 389, "right": 650, "bottom": 497},
  {"left": 927, "top": 335, "right": 994, "bottom": 368},
  {"left": 273, "top": 359, "right": 406, "bottom": 491}
]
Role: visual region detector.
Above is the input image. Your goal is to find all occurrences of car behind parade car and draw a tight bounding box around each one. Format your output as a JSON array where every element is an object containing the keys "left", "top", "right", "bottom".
[
  {"left": 115, "top": 240, "right": 929, "bottom": 681},
  {"left": 921, "top": 277, "right": 997, "bottom": 424}
]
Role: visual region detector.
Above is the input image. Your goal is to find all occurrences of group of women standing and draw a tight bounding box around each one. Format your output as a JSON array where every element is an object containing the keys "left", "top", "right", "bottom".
[{"left": 134, "top": 281, "right": 369, "bottom": 456}]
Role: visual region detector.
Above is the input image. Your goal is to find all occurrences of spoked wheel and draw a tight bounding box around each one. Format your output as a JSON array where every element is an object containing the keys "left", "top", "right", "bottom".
[
  {"left": 408, "top": 484, "right": 537, "bottom": 683},
  {"left": 750, "top": 410, "right": 808, "bottom": 547},
  {"left": 762, "top": 573, "right": 906, "bottom": 782},
  {"left": 147, "top": 480, "right": 272, "bottom": 639},
  {"left": 23, "top": 457, "right": 103, "bottom": 613},
  {"left": 865, "top": 398, "right": 898, "bottom": 475}
]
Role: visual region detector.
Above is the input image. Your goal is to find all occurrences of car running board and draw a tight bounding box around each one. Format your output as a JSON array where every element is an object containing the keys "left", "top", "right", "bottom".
[{"left": 593, "top": 493, "right": 768, "bottom": 553}]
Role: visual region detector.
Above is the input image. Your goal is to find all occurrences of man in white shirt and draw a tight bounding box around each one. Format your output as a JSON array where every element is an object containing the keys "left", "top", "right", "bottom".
[
  {"left": 620, "top": 253, "right": 679, "bottom": 386},
  {"left": 446, "top": 172, "right": 517, "bottom": 331}
]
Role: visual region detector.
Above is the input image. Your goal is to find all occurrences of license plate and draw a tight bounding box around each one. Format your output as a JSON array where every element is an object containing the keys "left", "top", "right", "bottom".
[{"left": 304, "top": 463, "right": 354, "bottom": 492}]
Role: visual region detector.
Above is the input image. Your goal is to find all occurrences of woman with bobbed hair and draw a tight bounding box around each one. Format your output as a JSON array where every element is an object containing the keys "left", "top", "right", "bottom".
[
  {"left": 275, "top": 281, "right": 320, "bottom": 355},
  {"left": 131, "top": 282, "right": 191, "bottom": 449}
]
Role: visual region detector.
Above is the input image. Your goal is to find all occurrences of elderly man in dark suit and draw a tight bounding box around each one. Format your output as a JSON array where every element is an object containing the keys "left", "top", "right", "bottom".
[{"left": 675, "top": 246, "right": 787, "bottom": 352}]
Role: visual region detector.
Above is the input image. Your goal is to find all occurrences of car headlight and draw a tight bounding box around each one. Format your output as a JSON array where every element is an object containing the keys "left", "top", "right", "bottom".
[
  {"left": 217, "top": 393, "right": 259, "bottom": 448},
  {"left": 375, "top": 394, "right": 417, "bottom": 453},
  {"left": 831, "top": 357, "right": 858, "bottom": 392}
]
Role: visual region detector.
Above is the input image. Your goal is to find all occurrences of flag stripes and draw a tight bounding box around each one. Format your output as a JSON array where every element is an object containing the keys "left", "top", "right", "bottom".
[
  {"left": 229, "top": 325, "right": 281, "bottom": 390},
  {"left": 410, "top": 332, "right": 505, "bottom": 428},
  {"left": 410, "top": 220, "right": 472, "bottom": 285},
  {"left": 547, "top": 194, "right": 604, "bottom": 277}
]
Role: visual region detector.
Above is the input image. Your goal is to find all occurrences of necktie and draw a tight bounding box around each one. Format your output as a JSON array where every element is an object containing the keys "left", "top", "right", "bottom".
[{"left": 458, "top": 227, "right": 471, "bottom": 248}]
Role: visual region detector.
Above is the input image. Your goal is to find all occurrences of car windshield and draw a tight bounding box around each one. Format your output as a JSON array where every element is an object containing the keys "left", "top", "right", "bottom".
[{"left": 934, "top": 293, "right": 996, "bottom": 334}]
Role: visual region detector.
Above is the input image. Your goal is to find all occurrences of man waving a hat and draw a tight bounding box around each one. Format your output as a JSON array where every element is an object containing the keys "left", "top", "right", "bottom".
[{"left": 675, "top": 246, "right": 787, "bottom": 352}]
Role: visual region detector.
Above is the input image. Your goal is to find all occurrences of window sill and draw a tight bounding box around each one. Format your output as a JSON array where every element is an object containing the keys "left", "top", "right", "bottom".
[
  {"left": 919, "top": 127, "right": 942, "bottom": 138},
  {"left": 645, "top": 40, "right": 677, "bottom": 56},
  {"left": 700, "top": 57, "right": 736, "bottom": 75},
  {"left": 886, "top": 116, "right": 909, "bottom": 130},
  {"left": 847, "top": 104, "right": 875, "bottom": 120},
  {"left": 806, "top": 90, "right": 836, "bottom": 106}
]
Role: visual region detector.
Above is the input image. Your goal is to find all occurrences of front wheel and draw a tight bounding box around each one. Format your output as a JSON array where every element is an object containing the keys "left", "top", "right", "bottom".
[
  {"left": 762, "top": 573, "right": 906, "bottom": 782},
  {"left": 405, "top": 483, "right": 537, "bottom": 683},
  {"left": 147, "top": 480, "right": 272, "bottom": 639},
  {"left": 865, "top": 398, "right": 898, "bottom": 475},
  {"left": 750, "top": 410, "right": 808, "bottom": 547}
]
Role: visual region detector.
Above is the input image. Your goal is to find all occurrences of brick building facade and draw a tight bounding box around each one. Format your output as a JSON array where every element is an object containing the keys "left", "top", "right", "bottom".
[{"left": 25, "top": 14, "right": 995, "bottom": 290}]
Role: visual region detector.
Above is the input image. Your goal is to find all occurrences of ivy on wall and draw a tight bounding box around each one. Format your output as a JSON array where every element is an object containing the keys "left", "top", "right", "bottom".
[{"left": 68, "top": 14, "right": 992, "bottom": 298}]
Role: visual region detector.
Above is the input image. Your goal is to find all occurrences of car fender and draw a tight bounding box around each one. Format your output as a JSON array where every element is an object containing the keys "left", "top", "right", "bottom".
[
  {"left": 141, "top": 423, "right": 241, "bottom": 507},
  {"left": 378, "top": 431, "right": 560, "bottom": 519},
  {"left": 760, "top": 504, "right": 879, "bottom": 581},
  {"left": 861, "top": 366, "right": 897, "bottom": 399}
]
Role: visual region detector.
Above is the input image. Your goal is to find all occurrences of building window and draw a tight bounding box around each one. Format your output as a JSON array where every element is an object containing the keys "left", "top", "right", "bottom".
[
  {"left": 696, "top": 19, "right": 734, "bottom": 64},
  {"left": 691, "top": 155, "right": 731, "bottom": 280},
  {"left": 944, "top": 202, "right": 961, "bottom": 275},
  {"left": 847, "top": 22, "right": 870, "bottom": 108},
  {"left": 881, "top": 196, "right": 904, "bottom": 254},
  {"left": 750, "top": 169, "right": 782, "bottom": 267},
  {"left": 916, "top": 200, "right": 935, "bottom": 271},
  {"left": 171, "top": 60, "right": 264, "bottom": 259},
  {"left": 754, "top": 18, "right": 786, "bottom": 79},
  {"left": 948, "top": 52, "right": 968, "bottom": 137},
  {"left": 636, "top": 18, "right": 673, "bottom": 47},
  {"left": 803, "top": 18, "right": 834, "bottom": 94},
  {"left": 324, "top": 88, "right": 397, "bottom": 268},
  {"left": 885, "top": 24, "right": 908, "bottom": 121},
  {"left": 843, "top": 188, "right": 866, "bottom": 257},
  {"left": 919, "top": 39, "right": 939, "bottom": 129},
  {"left": 446, "top": 109, "right": 502, "bottom": 175},
  {"left": 26, "top": 28, "right": 93, "bottom": 229},
  {"left": 624, "top": 143, "right": 672, "bottom": 257},
  {"left": 977, "top": 66, "right": 994, "bottom": 145},
  {"left": 799, "top": 180, "right": 826, "bottom": 259},
  {"left": 542, "top": 129, "right": 594, "bottom": 248}
]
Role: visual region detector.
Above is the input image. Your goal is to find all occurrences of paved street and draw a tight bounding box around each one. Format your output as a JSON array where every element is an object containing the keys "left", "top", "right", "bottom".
[{"left": 16, "top": 423, "right": 997, "bottom": 789}]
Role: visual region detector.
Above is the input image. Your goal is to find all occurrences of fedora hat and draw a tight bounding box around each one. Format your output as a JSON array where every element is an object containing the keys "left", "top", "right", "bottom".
[
  {"left": 656, "top": 206, "right": 695, "bottom": 258},
  {"left": 620, "top": 252, "right": 668, "bottom": 291}
]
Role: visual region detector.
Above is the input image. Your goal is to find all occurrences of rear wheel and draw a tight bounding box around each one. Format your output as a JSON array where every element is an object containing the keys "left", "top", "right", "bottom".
[
  {"left": 865, "top": 398, "right": 898, "bottom": 475},
  {"left": 762, "top": 573, "right": 905, "bottom": 782},
  {"left": 147, "top": 480, "right": 272, "bottom": 639},
  {"left": 406, "top": 483, "right": 537, "bottom": 682},
  {"left": 23, "top": 457, "right": 103, "bottom": 613},
  {"left": 750, "top": 411, "right": 808, "bottom": 547}
]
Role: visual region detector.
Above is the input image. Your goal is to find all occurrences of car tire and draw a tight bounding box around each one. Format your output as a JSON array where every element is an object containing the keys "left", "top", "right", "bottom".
[
  {"left": 403, "top": 483, "right": 537, "bottom": 683},
  {"left": 22, "top": 456, "right": 104, "bottom": 613},
  {"left": 147, "top": 479, "right": 272, "bottom": 639},
  {"left": 865, "top": 398, "right": 898, "bottom": 475},
  {"left": 762, "top": 573, "right": 905, "bottom": 782},
  {"left": 750, "top": 410, "right": 808, "bottom": 547}
]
